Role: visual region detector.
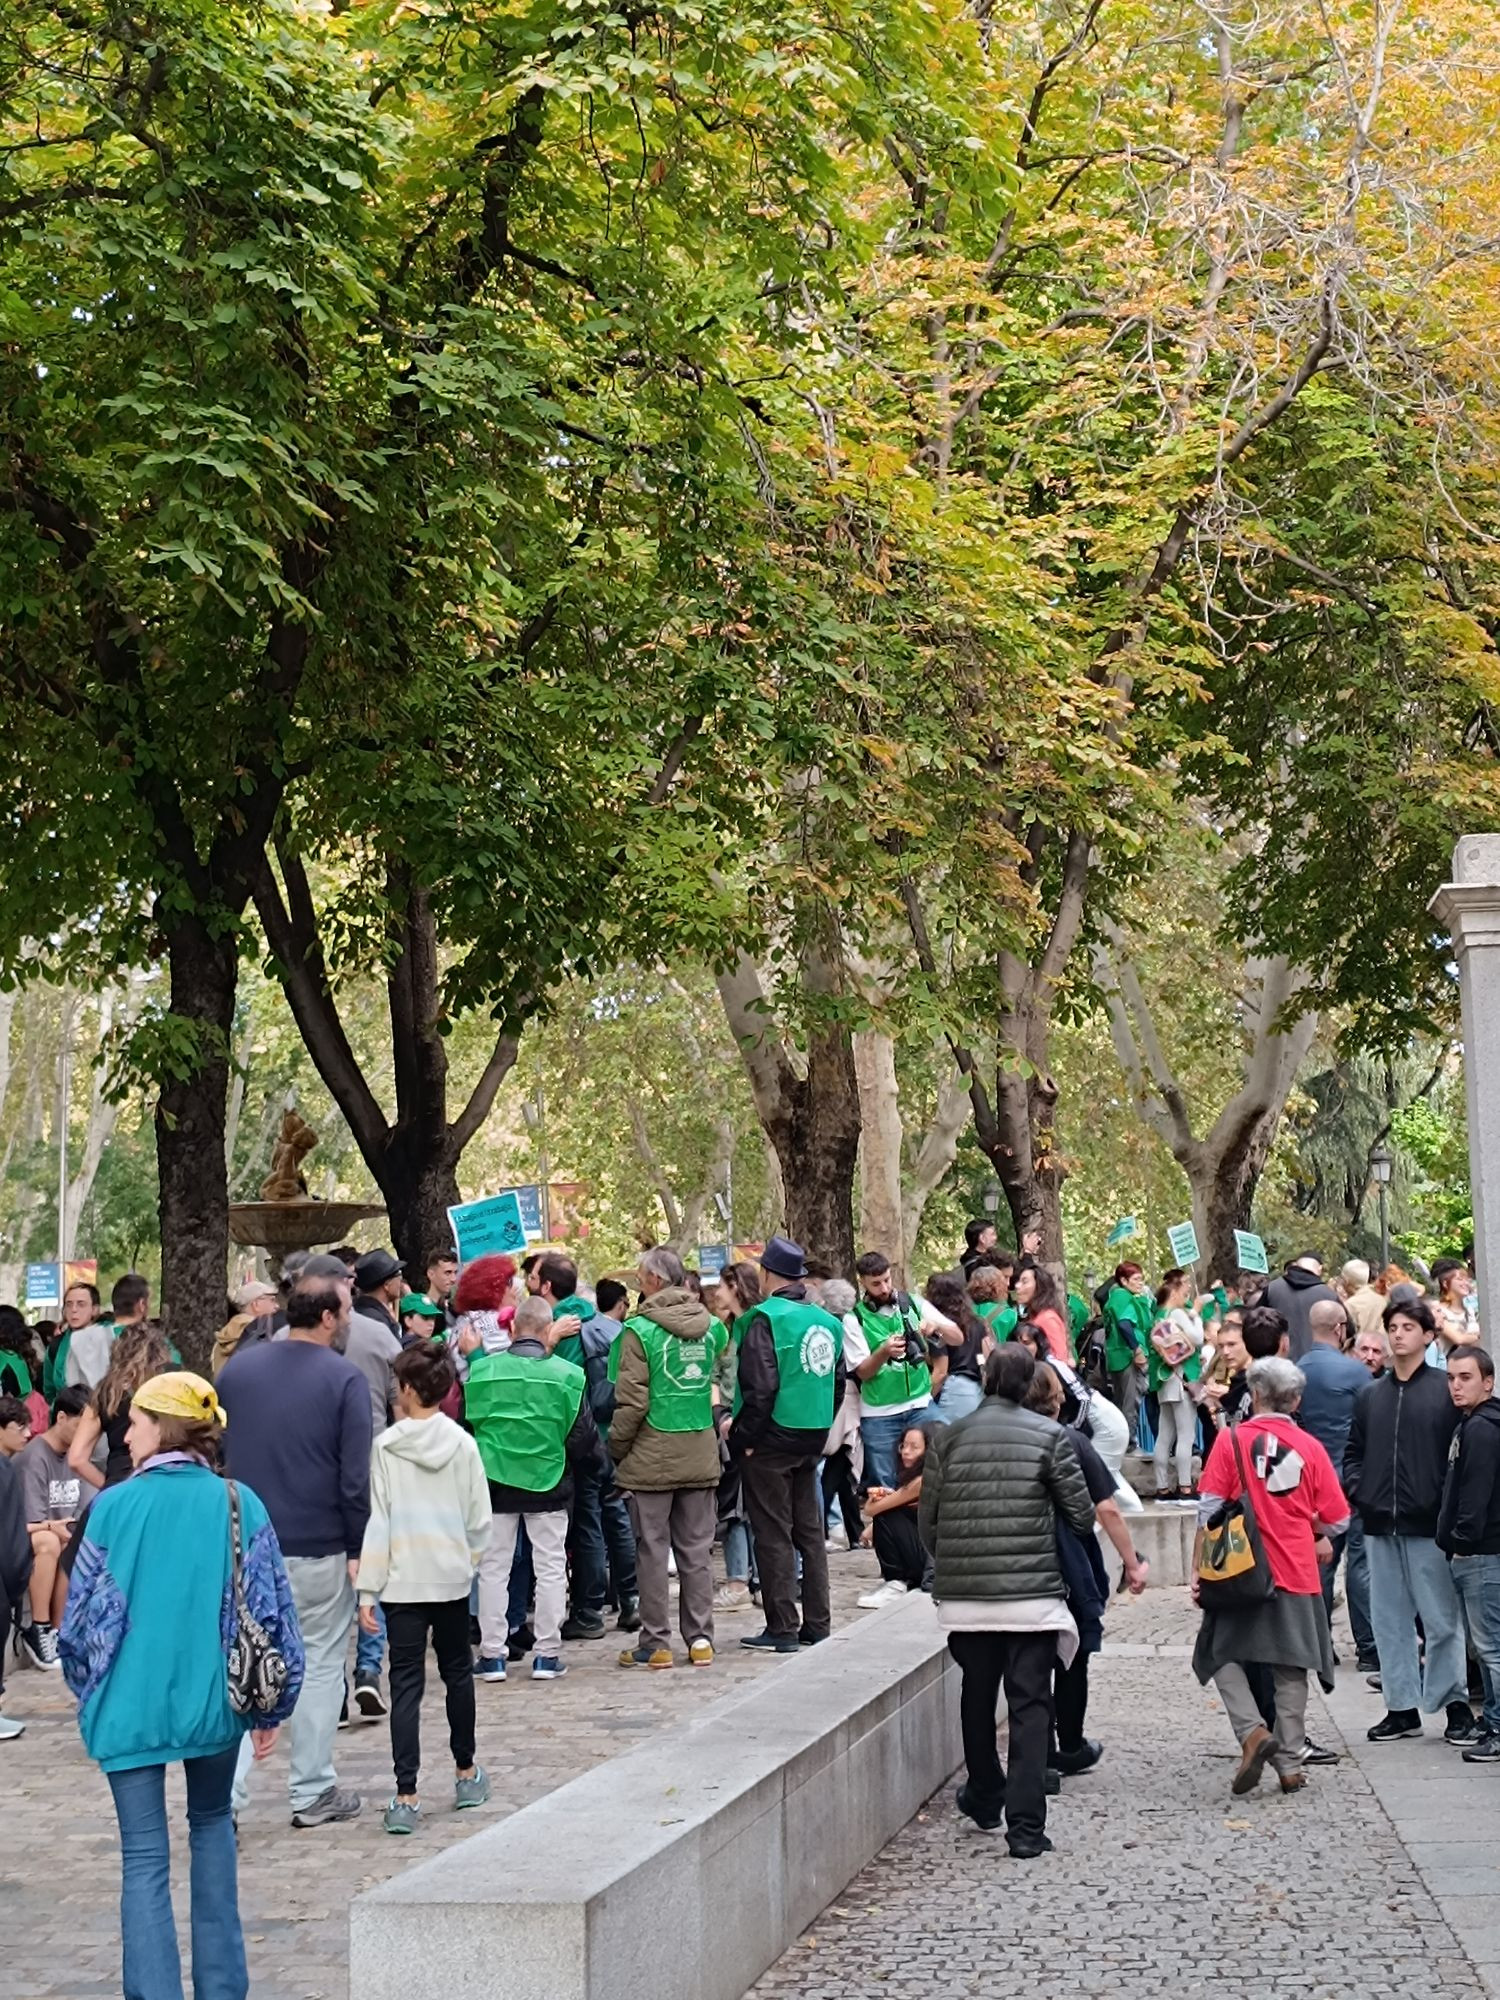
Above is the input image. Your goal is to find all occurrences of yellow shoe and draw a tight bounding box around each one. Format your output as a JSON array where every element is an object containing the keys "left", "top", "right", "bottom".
[
  {"left": 619, "top": 1644, "right": 674, "bottom": 1670},
  {"left": 689, "top": 1639, "right": 714, "bottom": 1667}
]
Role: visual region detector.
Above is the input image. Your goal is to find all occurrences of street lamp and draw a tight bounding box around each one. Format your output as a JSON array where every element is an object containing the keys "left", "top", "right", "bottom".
[
  {"left": 982, "top": 1178, "right": 1001, "bottom": 1218},
  {"left": 1370, "top": 1142, "right": 1394, "bottom": 1274}
]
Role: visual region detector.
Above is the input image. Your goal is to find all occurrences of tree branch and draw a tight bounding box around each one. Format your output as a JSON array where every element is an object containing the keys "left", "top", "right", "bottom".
[{"left": 449, "top": 1024, "right": 522, "bottom": 1153}]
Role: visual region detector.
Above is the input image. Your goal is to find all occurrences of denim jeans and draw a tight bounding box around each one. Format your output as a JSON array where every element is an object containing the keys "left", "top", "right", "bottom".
[
  {"left": 107, "top": 1745, "right": 246, "bottom": 2000},
  {"left": 355, "top": 1598, "right": 386, "bottom": 1680},
  {"left": 932, "top": 1375, "right": 983, "bottom": 1425},
  {"left": 722, "top": 1519, "right": 757, "bottom": 1586},
  {"left": 1451, "top": 1554, "right": 1500, "bottom": 1735},
  {"left": 1366, "top": 1532, "right": 1467, "bottom": 1714},
  {"left": 1322, "top": 1520, "right": 1377, "bottom": 1665},
  {"left": 568, "top": 1464, "right": 639, "bottom": 1613},
  {"left": 285, "top": 1554, "right": 356, "bottom": 1812},
  {"left": 860, "top": 1407, "right": 927, "bottom": 1490}
]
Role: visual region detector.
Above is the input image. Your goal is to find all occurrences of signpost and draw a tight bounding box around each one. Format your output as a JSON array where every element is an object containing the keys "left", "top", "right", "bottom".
[
  {"left": 698, "top": 1245, "right": 729, "bottom": 1279},
  {"left": 1166, "top": 1220, "right": 1201, "bottom": 1268},
  {"left": 25, "top": 1262, "right": 60, "bottom": 1313},
  {"left": 1233, "top": 1229, "right": 1269, "bottom": 1276},
  {"left": 448, "top": 1191, "right": 529, "bottom": 1263}
]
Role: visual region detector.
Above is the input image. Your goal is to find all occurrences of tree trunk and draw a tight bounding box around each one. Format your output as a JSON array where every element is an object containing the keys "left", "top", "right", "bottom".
[
  {"left": 375, "top": 1134, "right": 463, "bottom": 1274},
  {"left": 156, "top": 911, "right": 238, "bottom": 1370},
  {"left": 854, "top": 1030, "right": 905, "bottom": 1273}
]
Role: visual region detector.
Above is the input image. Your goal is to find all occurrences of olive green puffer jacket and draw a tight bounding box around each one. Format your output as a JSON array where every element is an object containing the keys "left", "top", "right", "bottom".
[{"left": 918, "top": 1398, "right": 1097, "bottom": 1600}]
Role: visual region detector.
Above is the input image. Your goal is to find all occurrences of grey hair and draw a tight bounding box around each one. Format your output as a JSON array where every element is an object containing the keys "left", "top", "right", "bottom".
[
  {"left": 640, "top": 1245, "right": 686, "bottom": 1287},
  {"left": 1248, "top": 1355, "right": 1305, "bottom": 1414},
  {"left": 513, "top": 1295, "right": 553, "bottom": 1339},
  {"left": 822, "top": 1278, "right": 856, "bottom": 1316}
]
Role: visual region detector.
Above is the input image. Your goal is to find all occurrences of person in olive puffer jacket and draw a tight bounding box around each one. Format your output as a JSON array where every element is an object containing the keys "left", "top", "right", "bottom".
[
  {"left": 610, "top": 1247, "right": 729, "bottom": 1670},
  {"left": 919, "top": 1343, "right": 1095, "bottom": 1860}
]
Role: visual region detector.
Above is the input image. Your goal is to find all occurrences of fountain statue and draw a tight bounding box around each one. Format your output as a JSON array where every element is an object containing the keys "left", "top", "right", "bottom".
[{"left": 227, "top": 1107, "right": 386, "bottom": 1259}]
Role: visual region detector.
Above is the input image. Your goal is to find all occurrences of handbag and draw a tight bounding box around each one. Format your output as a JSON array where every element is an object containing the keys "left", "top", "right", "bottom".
[
  {"left": 1196, "top": 1424, "right": 1275, "bottom": 1606},
  {"left": 225, "top": 1479, "right": 291, "bottom": 1719}
]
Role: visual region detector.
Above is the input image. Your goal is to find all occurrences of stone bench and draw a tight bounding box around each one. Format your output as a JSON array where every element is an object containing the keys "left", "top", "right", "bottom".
[{"left": 349, "top": 1592, "right": 959, "bottom": 2000}]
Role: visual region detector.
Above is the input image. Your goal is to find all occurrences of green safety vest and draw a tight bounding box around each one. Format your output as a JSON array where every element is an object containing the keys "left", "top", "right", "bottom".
[
  {"left": 0, "top": 1351, "right": 32, "bottom": 1399},
  {"left": 464, "top": 1349, "right": 585, "bottom": 1493},
  {"left": 734, "top": 1293, "right": 841, "bottom": 1433},
  {"left": 612, "top": 1314, "right": 728, "bottom": 1432},
  {"left": 975, "top": 1301, "right": 1019, "bottom": 1342},
  {"left": 853, "top": 1297, "right": 930, "bottom": 1409}
]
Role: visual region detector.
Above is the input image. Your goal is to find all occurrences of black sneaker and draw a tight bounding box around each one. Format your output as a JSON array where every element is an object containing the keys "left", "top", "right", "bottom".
[
  {"left": 798, "top": 1630, "right": 829, "bottom": 1647},
  {"left": 1300, "top": 1738, "right": 1340, "bottom": 1765},
  {"left": 1008, "top": 1834, "right": 1055, "bottom": 1860},
  {"left": 1044, "top": 1769, "right": 1061, "bottom": 1796},
  {"left": 353, "top": 1673, "right": 387, "bottom": 1720},
  {"left": 616, "top": 1595, "right": 642, "bottom": 1633},
  {"left": 1464, "top": 1732, "right": 1500, "bottom": 1763},
  {"left": 1054, "top": 1738, "right": 1104, "bottom": 1775},
  {"left": 506, "top": 1624, "right": 535, "bottom": 1662},
  {"left": 1365, "top": 1673, "right": 1383, "bottom": 1692},
  {"left": 954, "top": 1784, "right": 1001, "bottom": 1832},
  {"left": 559, "top": 1611, "right": 606, "bottom": 1642},
  {"left": 1445, "top": 1703, "right": 1482, "bottom": 1745},
  {"left": 1367, "top": 1709, "right": 1422, "bottom": 1742},
  {"left": 1356, "top": 1654, "right": 1381, "bottom": 1675},
  {"left": 740, "top": 1629, "right": 799, "bottom": 1654}
]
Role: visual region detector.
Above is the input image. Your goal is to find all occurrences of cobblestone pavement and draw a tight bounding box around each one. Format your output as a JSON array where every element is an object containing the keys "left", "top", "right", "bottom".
[
  {"left": 4, "top": 1552, "right": 878, "bottom": 2000},
  {"left": 751, "top": 1590, "right": 1493, "bottom": 2000}
]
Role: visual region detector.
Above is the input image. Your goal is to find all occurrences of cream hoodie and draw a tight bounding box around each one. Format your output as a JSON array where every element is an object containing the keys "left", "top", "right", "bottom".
[{"left": 357, "top": 1412, "right": 491, "bottom": 1605}]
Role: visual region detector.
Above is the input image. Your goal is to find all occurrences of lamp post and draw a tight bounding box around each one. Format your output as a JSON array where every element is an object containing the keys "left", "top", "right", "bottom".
[
  {"left": 1370, "top": 1142, "right": 1393, "bottom": 1275},
  {"left": 982, "top": 1178, "right": 1001, "bottom": 1219}
]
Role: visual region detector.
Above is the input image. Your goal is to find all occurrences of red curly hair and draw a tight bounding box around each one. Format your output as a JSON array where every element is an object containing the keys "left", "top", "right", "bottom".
[{"left": 454, "top": 1254, "right": 517, "bottom": 1314}]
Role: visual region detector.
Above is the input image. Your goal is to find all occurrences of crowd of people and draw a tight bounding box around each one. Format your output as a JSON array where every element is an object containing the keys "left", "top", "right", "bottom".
[{"left": 1, "top": 1224, "right": 1496, "bottom": 1988}]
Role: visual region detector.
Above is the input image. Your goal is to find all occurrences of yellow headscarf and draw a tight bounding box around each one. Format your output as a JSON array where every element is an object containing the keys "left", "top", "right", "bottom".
[{"left": 131, "top": 1370, "right": 228, "bottom": 1428}]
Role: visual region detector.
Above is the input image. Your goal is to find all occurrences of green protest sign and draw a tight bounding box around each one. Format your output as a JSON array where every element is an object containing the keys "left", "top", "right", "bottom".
[
  {"left": 1166, "top": 1220, "right": 1201, "bottom": 1267},
  {"left": 1233, "top": 1229, "right": 1269, "bottom": 1275}
]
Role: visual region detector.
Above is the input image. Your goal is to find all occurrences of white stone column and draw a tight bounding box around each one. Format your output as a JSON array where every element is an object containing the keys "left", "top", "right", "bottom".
[{"left": 1429, "top": 836, "right": 1500, "bottom": 1322}]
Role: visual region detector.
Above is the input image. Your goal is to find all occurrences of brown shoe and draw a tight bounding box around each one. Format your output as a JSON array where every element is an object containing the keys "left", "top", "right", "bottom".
[
  {"left": 1279, "top": 1769, "right": 1307, "bottom": 1793},
  {"left": 1231, "top": 1725, "right": 1275, "bottom": 1795}
]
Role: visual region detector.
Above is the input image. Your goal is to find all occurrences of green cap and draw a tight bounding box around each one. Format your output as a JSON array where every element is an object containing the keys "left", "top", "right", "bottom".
[{"left": 399, "top": 1293, "right": 443, "bottom": 1319}]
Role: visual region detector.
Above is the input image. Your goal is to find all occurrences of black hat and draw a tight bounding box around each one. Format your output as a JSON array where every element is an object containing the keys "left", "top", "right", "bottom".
[
  {"left": 760, "top": 1235, "right": 807, "bottom": 1280},
  {"left": 355, "top": 1248, "right": 404, "bottom": 1292}
]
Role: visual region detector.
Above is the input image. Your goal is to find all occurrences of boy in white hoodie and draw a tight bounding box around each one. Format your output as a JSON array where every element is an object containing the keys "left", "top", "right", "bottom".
[{"left": 357, "top": 1339, "right": 492, "bottom": 1834}]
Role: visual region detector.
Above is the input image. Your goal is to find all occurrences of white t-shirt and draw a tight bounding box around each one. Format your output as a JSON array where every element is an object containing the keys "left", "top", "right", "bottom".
[{"left": 842, "top": 1295, "right": 951, "bottom": 1419}]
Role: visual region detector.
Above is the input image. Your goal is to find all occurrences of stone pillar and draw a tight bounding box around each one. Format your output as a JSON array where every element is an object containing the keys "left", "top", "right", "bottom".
[{"left": 1428, "top": 836, "right": 1500, "bottom": 1320}]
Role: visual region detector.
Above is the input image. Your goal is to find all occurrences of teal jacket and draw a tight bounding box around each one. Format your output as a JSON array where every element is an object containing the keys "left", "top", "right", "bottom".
[{"left": 60, "top": 1458, "right": 303, "bottom": 1772}]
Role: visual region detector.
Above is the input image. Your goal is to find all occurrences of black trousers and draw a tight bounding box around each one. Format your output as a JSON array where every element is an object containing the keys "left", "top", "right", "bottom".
[
  {"left": 742, "top": 1451, "right": 830, "bottom": 1641},
  {"left": 821, "top": 1445, "right": 863, "bottom": 1547},
  {"left": 871, "top": 1505, "right": 926, "bottom": 1588},
  {"left": 386, "top": 1597, "right": 476, "bottom": 1796},
  {"left": 1053, "top": 1649, "right": 1090, "bottom": 1753},
  {"left": 947, "top": 1629, "right": 1055, "bottom": 1850}
]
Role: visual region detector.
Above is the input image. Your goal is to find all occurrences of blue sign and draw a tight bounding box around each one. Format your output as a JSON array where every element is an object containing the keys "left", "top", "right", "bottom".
[
  {"left": 698, "top": 1244, "right": 729, "bottom": 1278},
  {"left": 25, "top": 1262, "right": 60, "bottom": 1310},
  {"left": 448, "top": 1191, "right": 529, "bottom": 1263},
  {"left": 500, "top": 1184, "right": 545, "bottom": 1242}
]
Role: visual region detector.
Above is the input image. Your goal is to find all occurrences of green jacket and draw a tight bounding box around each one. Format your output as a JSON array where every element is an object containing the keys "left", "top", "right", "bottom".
[
  {"left": 550, "top": 1293, "right": 596, "bottom": 1368},
  {"left": 1103, "top": 1284, "right": 1154, "bottom": 1373}
]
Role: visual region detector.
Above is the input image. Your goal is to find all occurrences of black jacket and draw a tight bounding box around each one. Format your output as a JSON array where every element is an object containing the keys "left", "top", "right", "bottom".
[
  {"left": 1263, "top": 1267, "right": 1347, "bottom": 1361},
  {"left": 354, "top": 1293, "right": 400, "bottom": 1339},
  {"left": 0, "top": 1452, "right": 33, "bottom": 1681},
  {"left": 1344, "top": 1364, "right": 1460, "bottom": 1538},
  {"left": 730, "top": 1284, "right": 846, "bottom": 1461},
  {"left": 918, "top": 1398, "right": 1095, "bottom": 1601},
  {"left": 1438, "top": 1399, "right": 1500, "bottom": 1556}
]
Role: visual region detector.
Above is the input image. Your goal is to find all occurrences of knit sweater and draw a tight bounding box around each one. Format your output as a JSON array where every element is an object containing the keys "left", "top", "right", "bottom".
[{"left": 357, "top": 1414, "right": 491, "bottom": 1605}]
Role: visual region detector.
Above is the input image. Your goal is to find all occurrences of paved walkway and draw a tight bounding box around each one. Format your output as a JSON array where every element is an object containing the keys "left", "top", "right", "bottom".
[
  {"left": 752, "top": 1591, "right": 1500, "bottom": 2000},
  {"left": 4, "top": 1557, "right": 877, "bottom": 2000}
]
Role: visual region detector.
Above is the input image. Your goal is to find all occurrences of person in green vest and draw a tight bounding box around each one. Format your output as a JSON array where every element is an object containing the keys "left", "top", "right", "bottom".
[
  {"left": 847, "top": 1251, "right": 958, "bottom": 1485},
  {"left": 465, "top": 1294, "right": 608, "bottom": 1684},
  {"left": 1103, "top": 1262, "right": 1154, "bottom": 1452},
  {"left": 66, "top": 1273, "right": 150, "bottom": 1393},
  {"left": 43, "top": 1281, "right": 100, "bottom": 1406},
  {"left": 608, "top": 1246, "right": 729, "bottom": 1670},
  {"left": 532, "top": 1252, "right": 638, "bottom": 1642},
  {"left": 969, "top": 1263, "right": 1019, "bottom": 1344},
  {"left": 728, "top": 1237, "right": 845, "bottom": 1655}
]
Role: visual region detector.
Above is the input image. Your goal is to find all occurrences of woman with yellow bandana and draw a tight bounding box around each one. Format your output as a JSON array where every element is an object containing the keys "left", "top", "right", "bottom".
[{"left": 59, "top": 1372, "right": 304, "bottom": 2000}]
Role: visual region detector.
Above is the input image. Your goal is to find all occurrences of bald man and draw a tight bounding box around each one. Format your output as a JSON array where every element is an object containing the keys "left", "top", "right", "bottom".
[{"left": 1299, "top": 1295, "right": 1376, "bottom": 1671}]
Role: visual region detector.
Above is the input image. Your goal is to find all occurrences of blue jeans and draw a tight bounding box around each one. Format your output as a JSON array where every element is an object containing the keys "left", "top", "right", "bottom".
[
  {"left": 860, "top": 1407, "right": 927, "bottom": 1490},
  {"left": 355, "top": 1598, "right": 386, "bottom": 1679},
  {"left": 1452, "top": 1554, "right": 1500, "bottom": 1735},
  {"left": 568, "top": 1465, "right": 639, "bottom": 1612},
  {"left": 1366, "top": 1532, "right": 1467, "bottom": 1714},
  {"left": 932, "top": 1376, "right": 983, "bottom": 1425},
  {"left": 107, "top": 1745, "right": 246, "bottom": 2000},
  {"left": 723, "top": 1519, "right": 757, "bottom": 1586},
  {"left": 1322, "top": 1519, "right": 1376, "bottom": 1665}
]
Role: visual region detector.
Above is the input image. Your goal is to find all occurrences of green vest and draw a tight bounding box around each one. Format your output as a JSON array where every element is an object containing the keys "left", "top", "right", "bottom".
[
  {"left": 464, "top": 1349, "right": 585, "bottom": 1493},
  {"left": 854, "top": 1297, "right": 929, "bottom": 1408},
  {"left": 1103, "top": 1285, "right": 1155, "bottom": 1372},
  {"left": 975, "top": 1301, "right": 1018, "bottom": 1342},
  {"left": 614, "top": 1314, "right": 728, "bottom": 1432},
  {"left": 0, "top": 1351, "right": 32, "bottom": 1399},
  {"left": 735, "top": 1293, "right": 841, "bottom": 1432}
]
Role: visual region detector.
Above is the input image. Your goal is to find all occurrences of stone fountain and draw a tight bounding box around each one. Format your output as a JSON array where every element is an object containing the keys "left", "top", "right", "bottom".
[{"left": 227, "top": 1108, "right": 386, "bottom": 1261}]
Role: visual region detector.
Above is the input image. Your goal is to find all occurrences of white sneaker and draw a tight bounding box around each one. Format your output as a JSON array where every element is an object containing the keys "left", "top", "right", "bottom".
[
  {"left": 825, "top": 1526, "right": 850, "bottom": 1552},
  {"left": 857, "top": 1579, "right": 911, "bottom": 1610},
  {"left": 0, "top": 1714, "right": 24, "bottom": 1740}
]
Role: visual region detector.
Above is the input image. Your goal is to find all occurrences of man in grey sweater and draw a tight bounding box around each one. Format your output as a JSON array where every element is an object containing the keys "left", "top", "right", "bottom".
[{"left": 920, "top": 1343, "right": 1095, "bottom": 1858}]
